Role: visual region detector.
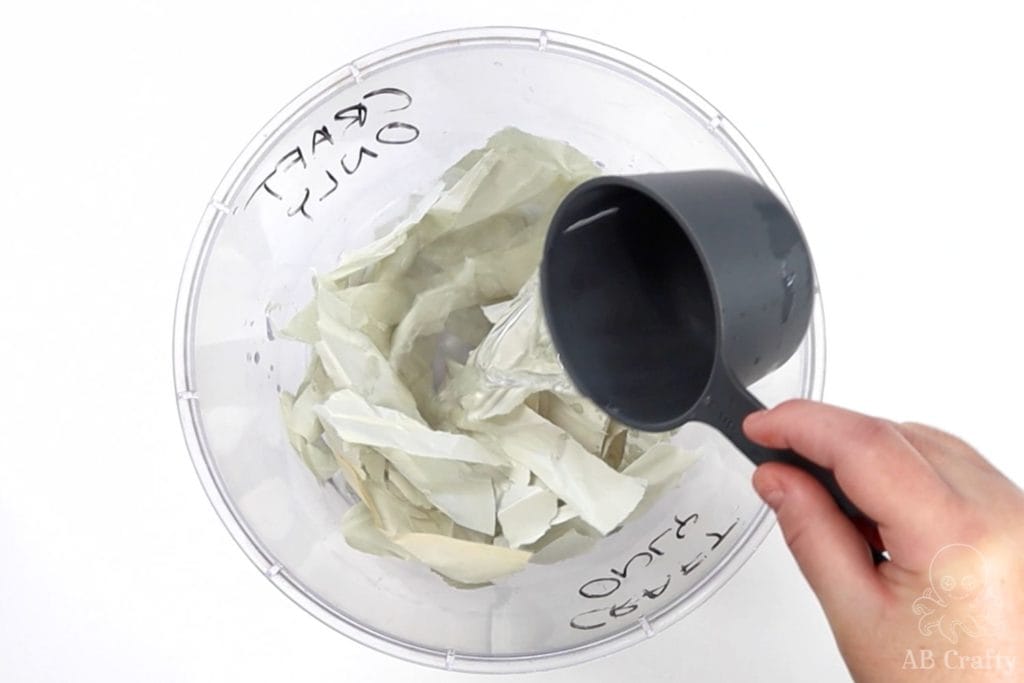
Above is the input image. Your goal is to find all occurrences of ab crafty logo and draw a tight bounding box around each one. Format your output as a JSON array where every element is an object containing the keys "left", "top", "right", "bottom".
[{"left": 902, "top": 543, "right": 1016, "bottom": 673}]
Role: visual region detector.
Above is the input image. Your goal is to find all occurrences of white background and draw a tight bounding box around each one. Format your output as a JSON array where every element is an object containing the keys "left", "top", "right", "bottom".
[{"left": 2, "top": 1, "right": 1022, "bottom": 681}]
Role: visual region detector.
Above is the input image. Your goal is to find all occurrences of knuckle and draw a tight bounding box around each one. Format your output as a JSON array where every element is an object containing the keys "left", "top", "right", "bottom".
[
  {"left": 852, "top": 418, "right": 903, "bottom": 464},
  {"left": 857, "top": 416, "right": 896, "bottom": 444}
]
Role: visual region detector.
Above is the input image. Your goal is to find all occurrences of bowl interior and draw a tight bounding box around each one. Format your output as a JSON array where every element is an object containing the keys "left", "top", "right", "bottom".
[{"left": 176, "top": 28, "right": 822, "bottom": 671}]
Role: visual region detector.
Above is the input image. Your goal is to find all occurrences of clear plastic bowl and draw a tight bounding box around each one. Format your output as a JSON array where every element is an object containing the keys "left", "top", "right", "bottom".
[{"left": 173, "top": 26, "right": 825, "bottom": 673}]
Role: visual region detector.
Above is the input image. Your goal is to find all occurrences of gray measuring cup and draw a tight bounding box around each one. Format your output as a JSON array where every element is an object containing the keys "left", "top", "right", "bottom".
[{"left": 540, "top": 170, "right": 866, "bottom": 525}]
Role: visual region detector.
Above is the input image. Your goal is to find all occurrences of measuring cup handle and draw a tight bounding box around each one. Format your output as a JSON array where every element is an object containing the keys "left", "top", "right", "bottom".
[{"left": 694, "top": 368, "right": 868, "bottom": 525}]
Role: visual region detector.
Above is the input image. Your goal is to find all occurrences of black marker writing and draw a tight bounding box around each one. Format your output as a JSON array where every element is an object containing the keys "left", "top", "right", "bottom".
[
  {"left": 245, "top": 87, "right": 419, "bottom": 219},
  {"left": 569, "top": 514, "right": 741, "bottom": 631}
]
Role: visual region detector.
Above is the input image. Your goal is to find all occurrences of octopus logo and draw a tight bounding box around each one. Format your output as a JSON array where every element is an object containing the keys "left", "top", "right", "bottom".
[{"left": 911, "top": 544, "right": 993, "bottom": 644}]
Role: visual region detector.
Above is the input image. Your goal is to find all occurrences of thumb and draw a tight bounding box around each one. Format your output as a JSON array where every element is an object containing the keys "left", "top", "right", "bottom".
[{"left": 753, "top": 462, "right": 884, "bottom": 623}]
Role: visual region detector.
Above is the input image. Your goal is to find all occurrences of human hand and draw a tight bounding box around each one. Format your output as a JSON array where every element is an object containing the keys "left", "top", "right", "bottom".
[{"left": 743, "top": 400, "right": 1024, "bottom": 682}]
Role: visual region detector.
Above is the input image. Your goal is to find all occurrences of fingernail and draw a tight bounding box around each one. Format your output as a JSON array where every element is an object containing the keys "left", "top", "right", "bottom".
[{"left": 762, "top": 488, "right": 784, "bottom": 509}]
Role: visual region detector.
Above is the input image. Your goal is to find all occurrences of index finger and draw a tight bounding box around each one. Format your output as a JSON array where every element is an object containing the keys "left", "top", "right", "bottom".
[{"left": 742, "top": 399, "right": 953, "bottom": 530}]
